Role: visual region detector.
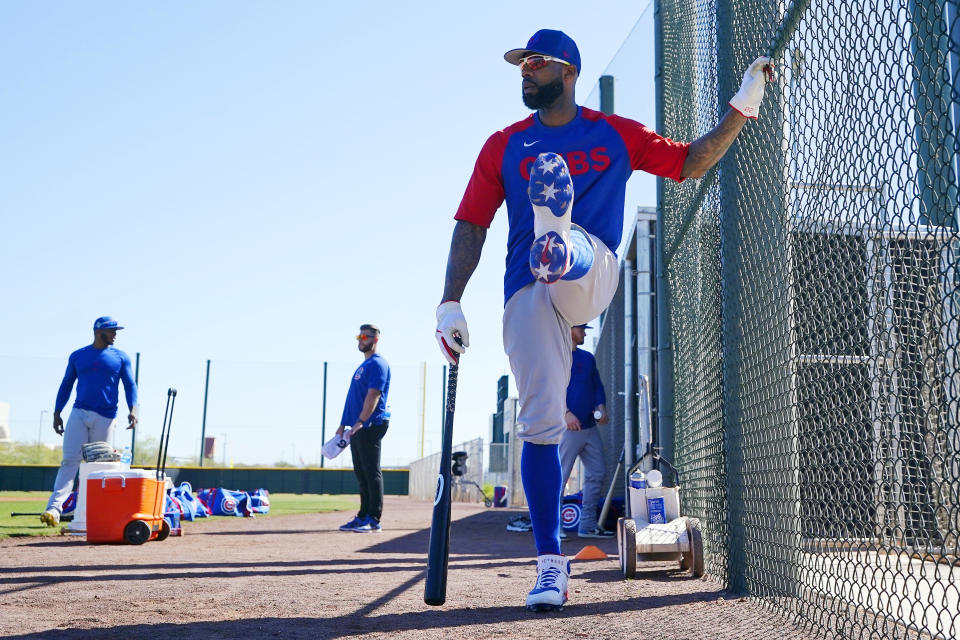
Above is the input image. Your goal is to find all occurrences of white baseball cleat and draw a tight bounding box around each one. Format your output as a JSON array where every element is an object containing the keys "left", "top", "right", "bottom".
[
  {"left": 40, "top": 509, "right": 60, "bottom": 527},
  {"left": 525, "top": 553, "right": 571, "bottom": 612},
  {"left": 528, "top": 152, "right": 574, "bottom": 284}
]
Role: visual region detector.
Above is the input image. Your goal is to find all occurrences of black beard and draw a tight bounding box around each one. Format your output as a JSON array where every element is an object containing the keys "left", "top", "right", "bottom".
[{"left": 522, "top": 77, "right": 564, "bottom": 109}]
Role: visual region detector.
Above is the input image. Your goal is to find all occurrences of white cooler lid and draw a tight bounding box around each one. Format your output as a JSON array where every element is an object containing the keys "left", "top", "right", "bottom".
[{"left": 87, "top": 469, "right": 162, "bottom": 480}]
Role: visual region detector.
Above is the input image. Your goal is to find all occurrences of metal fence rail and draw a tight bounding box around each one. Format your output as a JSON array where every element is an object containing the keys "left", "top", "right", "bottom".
[{"left": 655, "top": 0, "right": 960, "bottom": 636}]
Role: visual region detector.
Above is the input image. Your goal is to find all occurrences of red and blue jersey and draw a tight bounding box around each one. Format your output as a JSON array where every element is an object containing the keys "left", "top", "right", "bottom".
[{"left": 454, "top": 106, "right": 689, "bottom": 304}]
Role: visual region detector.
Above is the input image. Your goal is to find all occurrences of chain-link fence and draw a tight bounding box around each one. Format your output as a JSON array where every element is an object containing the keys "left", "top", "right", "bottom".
[
  {"left": 656, "top": 0, "right": 960, "bottom": 636},
  {"left": 408, "top": 437, "right": 486, "bottom": 503}
]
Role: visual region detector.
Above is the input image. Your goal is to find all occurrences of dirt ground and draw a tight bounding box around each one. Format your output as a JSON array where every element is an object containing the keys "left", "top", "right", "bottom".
[{"left": 0, "top": 496, "right": 826, "bottom": 640}]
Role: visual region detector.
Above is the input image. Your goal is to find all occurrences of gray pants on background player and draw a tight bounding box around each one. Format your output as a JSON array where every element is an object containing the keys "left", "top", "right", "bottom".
[
  {"left": 46, "top": 408, "right": 116, "bottom": 515},
  {"left": 559, "top": 427, "right": 606, "bottom": 534}
]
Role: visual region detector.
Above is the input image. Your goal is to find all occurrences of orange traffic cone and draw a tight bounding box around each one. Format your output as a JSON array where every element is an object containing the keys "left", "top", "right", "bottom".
[{"left": 573, "top": 545, "right": 608, "bottom": 560}]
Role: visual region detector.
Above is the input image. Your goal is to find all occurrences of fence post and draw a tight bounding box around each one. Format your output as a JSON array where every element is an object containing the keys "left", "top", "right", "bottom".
[
  {"left": 131, "top": 352, "right": 139, "bottom": 459},
  {"left": 653, "top": 0, "right": 676, "bottom": 475},
  {"left": 910, "top": 0, "right": 959, "bottom": 229},
  {"left": 200, "top": 359, "right": 210, "bottom": 467},
  {"left": 599, "top": 75, "right": 615, "bottom": 115},
  {"left": 321, "top": 361, "right": 327, "bottom": 468}
]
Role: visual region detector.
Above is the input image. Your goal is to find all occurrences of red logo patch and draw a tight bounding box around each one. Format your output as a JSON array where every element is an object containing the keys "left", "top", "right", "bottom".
[{"left": 520, "top": 147, "right": 610, "bottom": 180}]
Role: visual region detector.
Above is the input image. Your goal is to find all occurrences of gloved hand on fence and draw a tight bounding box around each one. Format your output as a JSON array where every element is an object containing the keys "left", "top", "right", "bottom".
[
  {"left": 436, "top": 300, "right": 469, "bottom": 365},
  {"left": 729, "top": 56, "right": 775, "bottom": 119}
]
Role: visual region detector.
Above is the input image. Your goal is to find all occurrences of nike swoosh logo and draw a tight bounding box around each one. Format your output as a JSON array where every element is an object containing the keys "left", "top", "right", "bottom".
[{"left": 523, "top": 140, "right": 540, "bottom": 147}]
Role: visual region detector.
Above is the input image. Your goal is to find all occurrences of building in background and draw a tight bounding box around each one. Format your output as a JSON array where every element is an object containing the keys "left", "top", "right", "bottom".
[{"left": 0, "top": 402, "right": 10, "bottom": 442}]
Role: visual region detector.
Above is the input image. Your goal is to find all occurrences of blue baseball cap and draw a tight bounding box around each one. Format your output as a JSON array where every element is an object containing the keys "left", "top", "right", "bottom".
[
  {"left": 93, "top": 316, "right": 124, "bottom": 331},
  {"left": 574, "top": 323, "right": 593, "bottom": 330},
  {"left": 504, "top": 29, "right": 581, "bottom": 73}
]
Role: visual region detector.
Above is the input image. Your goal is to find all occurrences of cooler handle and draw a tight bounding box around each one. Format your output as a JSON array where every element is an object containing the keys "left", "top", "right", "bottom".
[{"left": 97, "top": 475, "right": 128, "bottom": 489}]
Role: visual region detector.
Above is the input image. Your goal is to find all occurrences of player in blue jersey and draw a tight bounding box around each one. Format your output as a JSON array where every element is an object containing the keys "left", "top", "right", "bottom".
[
  {"left": 434, "top": 29, "right": 773, "bottom": 611},
  {"left": 337, "top": 324, "right": 391, "bottom": 533},
  {"left": 41, "top": 317, "right": 139, "bottom": 526},
  {"left": 560, "top": 323, "right": 611, "bottom": 540}
]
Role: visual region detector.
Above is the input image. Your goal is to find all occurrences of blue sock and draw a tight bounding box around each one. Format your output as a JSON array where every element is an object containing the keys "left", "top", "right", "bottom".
[
  {"left": 521, "top": 441, "right": 562, "bottom": 555},
  {"left": 561, "top": 225, "right": 594, "bottom": 281}
]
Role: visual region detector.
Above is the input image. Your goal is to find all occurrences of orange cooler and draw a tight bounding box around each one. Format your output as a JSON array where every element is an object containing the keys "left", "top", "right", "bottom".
[{"left": 86, "top": 470, "right": 168, "bottom": 544}]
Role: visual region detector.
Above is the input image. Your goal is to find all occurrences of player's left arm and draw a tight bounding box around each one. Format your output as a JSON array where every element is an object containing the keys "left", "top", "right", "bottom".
[
  {"left": 120, "top": 353, "right": 139, "bottom": 429},
  {"left": 591, "top": 362, "right": 608, "bottom": 424},
  {"left": 681, "top": 56, "right": 774, "bottom": 179},
  {"left": 353, "top": 388, "right": 383, "bottom": 431},
  {"left": 681, "top": 110, "right": 749, "bottom": 178}
]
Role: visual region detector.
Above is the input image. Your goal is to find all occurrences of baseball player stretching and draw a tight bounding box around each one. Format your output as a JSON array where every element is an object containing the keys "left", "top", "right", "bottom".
[{"left": 436, "top": 29, "right": 772, "bottom": 611}]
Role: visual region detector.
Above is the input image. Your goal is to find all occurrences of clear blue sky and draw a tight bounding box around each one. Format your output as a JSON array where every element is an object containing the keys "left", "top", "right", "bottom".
[{"left": 0, "top": 1, "right": 656, "bottom": 467}]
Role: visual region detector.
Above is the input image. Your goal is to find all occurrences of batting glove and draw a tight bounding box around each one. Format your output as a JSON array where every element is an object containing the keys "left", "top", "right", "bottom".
[
  {"left": 436, "top": 300, "right": 469, "bottom": 365},
  {"left": 728, "top": 56, "right": 775, "bottom": 119}
]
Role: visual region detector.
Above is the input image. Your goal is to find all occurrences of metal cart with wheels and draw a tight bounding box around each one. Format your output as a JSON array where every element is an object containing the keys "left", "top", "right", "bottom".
[
  {"left": 615, "top": 457, "right": 704, "bottom": 579},
  {"left": 615, "top": 375, "right": 704, "bottom": 579}
]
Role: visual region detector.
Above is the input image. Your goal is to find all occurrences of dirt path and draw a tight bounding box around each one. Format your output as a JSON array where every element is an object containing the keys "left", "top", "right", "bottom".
[{"left": 0, "top": 496, "right": 822, "bottom": 639}]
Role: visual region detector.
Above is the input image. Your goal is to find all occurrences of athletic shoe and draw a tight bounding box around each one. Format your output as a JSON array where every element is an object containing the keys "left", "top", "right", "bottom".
[
  {"left": 506, "top": 515, "right": 533, "bottom": 532},
  {"left": 525, "top": 554, "right": 571, "bottom": 612},
  {"left": 338, "top": 516, "right": 363, "bottom": 532},
  {"left": 528, "top": 152, "right": 574, "bottom": 284},
  {"left": 40, "top": 509, "right": 59, "bottom": 527},
  {"left": 559, "top": 529, "right": 568, "bottom": 540},
  {"left": 355, "top": 516, "right": 381, "bottom": 533},
  {"left": 578, "top": 526, "right": 614, "bottom": 539}
]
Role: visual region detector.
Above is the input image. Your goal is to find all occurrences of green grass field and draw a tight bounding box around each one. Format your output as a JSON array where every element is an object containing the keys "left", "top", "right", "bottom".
[{"left": 0, "top": 491, "right": 358, "bottom": 539}]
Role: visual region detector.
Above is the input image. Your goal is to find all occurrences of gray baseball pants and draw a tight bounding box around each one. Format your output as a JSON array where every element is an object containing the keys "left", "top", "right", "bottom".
[
  {"left": 46, "top": 408, "right": 116, "bottom": 514},
  {"left": 560, "top": 427, "right": 607, "bottom": 533},
  {"left": 502, "top": 228, "right": 618, "bottom": 446}
]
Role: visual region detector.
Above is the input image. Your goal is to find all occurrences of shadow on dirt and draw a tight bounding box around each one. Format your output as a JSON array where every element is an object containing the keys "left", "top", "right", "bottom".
[{"left": 4, "top": 587, "right": 726, "bottom": 640}]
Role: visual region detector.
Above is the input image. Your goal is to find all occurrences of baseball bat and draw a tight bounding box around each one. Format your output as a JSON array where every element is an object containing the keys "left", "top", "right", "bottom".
[{"left": 424, "top": 340, "right": 461, "bottom": 606}]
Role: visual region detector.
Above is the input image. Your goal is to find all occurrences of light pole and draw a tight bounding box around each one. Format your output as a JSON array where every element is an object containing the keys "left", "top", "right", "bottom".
[{"left": 37, "top": 410, "right": 48, "bottom": 447}]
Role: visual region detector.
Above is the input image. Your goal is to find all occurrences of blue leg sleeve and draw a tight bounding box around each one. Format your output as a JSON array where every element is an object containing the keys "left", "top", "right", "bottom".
[
  {"left": 521, "top": 441, "right": 563, "bottom": 555},
  {"left": 561, "top": 224, "right": 595, "bottom": 281}
]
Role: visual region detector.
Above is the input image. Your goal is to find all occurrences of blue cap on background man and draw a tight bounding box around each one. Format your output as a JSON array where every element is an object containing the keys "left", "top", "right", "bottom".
[
  {"left": 504, "top": 29, "right": 581, "bottom": 73},
  {"left": 574, "top": 323, "right": 593, "bottom": 330},
  {"left": 93, "top": 316, "right": 124, "bottom": 331}
]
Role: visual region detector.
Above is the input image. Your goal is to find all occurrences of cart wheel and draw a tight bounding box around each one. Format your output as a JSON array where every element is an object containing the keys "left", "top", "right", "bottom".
[
  {"left": 484, "top": 498, "right": 493, "bottom": 508},
  {"left": 616, "top": 517, "right": 624, "bottom": 560},
  {"left": 683, "top": 519, "right": 704, "bottom": 578},
  {"left": 618, "top": 517, "right": 637, "bottom": 579},
  {"left": 679, "top": 521, "right": 690, "bottom": 571},
  {"left": 155, "top": 520, "right": 171, "bottom": 541},
  {"left": 124, "top": 520, "right": 152, "bottom": 545}
]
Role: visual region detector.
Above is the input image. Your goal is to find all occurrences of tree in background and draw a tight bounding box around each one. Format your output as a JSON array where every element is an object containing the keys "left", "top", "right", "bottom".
[{"left": 0, "top": 442, "right": 62, "bottom": 465}]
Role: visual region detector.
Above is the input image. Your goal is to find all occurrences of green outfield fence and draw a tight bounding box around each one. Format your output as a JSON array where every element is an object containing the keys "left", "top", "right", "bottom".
[
  {"left": 649, "top": 0, "right": 960, "bottom": 636},
  {"left": 0, "top": 465, "right": 409, "bottom": 496}
]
